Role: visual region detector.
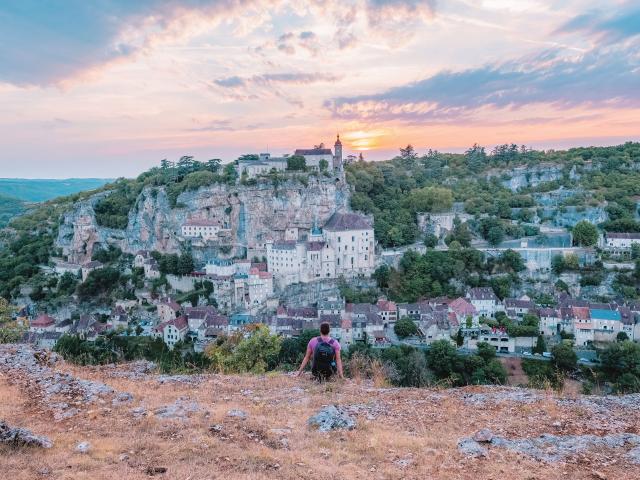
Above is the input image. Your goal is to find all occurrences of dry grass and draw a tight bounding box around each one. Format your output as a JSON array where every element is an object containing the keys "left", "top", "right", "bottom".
[{"left": 1, "top": 360, "right": 639, "bottom": 480}]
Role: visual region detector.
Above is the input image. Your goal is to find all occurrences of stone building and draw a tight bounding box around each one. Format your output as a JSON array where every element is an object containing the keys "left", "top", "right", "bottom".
[{"left": 266, "top": 211, "right": 374, "bottom": 287}]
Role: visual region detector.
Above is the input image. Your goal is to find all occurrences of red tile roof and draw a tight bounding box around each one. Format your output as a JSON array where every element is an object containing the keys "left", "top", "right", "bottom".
[{"left": 31, "top": 314, "right": 56, "bottom": 327}]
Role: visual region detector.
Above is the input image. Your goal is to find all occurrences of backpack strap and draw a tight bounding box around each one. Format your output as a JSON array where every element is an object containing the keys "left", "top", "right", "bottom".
[{"left": 328, "top": 338, "right": 335, "bottom": 345}]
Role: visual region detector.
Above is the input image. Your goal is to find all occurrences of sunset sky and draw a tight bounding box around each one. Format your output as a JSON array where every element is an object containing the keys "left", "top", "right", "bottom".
[{"left": 1, "top": 0, "right": 639, "bottom": 178}]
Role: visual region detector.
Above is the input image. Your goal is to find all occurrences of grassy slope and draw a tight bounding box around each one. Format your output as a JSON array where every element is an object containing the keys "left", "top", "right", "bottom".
[{"left": 0, "top": 352, "right": 638, "bottom": 480}]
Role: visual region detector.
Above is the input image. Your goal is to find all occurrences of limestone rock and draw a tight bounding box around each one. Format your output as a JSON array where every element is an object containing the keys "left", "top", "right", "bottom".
[
  {"left": 308, "top": 405, "right": 356, "bottom": 432},
  {"left": 472, "top": 428, "right": 494, "bottom": 443},
  {"left": 457, "top": 438, "right": 487, "bottom": 458},
  {"left": 227, "top": 409, "right": 248, "bottom": 420},
  {"left": 75, "top": 441, "right": 91, "bottom": 454},
  {"left": 0, "top": 421, "right": 52, "bottom": 448}
]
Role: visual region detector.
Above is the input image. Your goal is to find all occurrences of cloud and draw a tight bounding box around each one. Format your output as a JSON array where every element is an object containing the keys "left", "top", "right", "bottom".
[
  {"left": 213, "top": 76, "right": 246, "bottom": 88},
  {"left": 214, "top": 72, "right": 340, "bottom": 88},
  {"left": 0, "top": 0, "right": 269, "bottom": 86},
  {"left": 326, "top": 46, "right": 640, "bottom": 122},
  {"left": 557, "top": 6, "right": 640, "bottom": 43},
  {"left": 0, "top": 0, "right": 441, "bottom": 86}
]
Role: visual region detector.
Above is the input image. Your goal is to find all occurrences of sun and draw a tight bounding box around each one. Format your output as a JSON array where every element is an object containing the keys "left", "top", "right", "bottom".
[{"left": 342, "top": 130, "right": 387, "bottom": 151}]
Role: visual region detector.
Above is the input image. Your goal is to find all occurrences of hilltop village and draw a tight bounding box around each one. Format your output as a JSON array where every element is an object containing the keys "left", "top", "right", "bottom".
[{"left": 2, "top": 141, "right": 640, "bottom": 378}]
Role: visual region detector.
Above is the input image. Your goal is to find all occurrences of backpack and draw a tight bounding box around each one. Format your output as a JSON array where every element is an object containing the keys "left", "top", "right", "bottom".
[{"left": 312, "top": 337, "right": 336, "bottom": 375}]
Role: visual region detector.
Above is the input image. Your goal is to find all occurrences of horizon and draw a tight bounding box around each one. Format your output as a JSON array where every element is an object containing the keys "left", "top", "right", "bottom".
[
  {"left": 0, "top": 138, "right": 638, "bottom": 180},
  {"left": 1, "top": 1, "right": 639, "bottom": 177}
]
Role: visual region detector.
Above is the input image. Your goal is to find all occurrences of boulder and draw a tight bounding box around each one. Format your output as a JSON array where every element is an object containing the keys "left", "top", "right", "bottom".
[
  {"left": 308, "top": 405, "right": 356, "bottom": 432},
  {"left": 472, "top": 428, "right": 494, "bottom": 443},
  {"left": 458, "top": 438, "right": 487, "bottom": 458},
  {"left": 0, "top": 421, "right": 53, "bottom": 448}
]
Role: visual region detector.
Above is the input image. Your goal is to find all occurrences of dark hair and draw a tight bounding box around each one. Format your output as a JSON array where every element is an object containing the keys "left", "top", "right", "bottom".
[{"left": 320, "top": 322, "right": 330, "bottom": 335}]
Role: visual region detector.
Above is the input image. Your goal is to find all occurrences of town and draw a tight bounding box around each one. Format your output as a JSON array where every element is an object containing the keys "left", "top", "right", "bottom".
[{"left": 4, "top": 140, "right": 639, "bottom": 372}]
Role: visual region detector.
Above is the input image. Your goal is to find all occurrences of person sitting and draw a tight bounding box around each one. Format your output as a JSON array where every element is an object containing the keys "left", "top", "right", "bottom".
[{"left": 296, "top": 322, "right": 344, "bottom": 381}]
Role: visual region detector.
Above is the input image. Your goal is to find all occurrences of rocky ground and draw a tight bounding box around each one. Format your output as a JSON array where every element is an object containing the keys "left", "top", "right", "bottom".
[{"left": 1, "top": 344, "right": 639, "bottom": 480}]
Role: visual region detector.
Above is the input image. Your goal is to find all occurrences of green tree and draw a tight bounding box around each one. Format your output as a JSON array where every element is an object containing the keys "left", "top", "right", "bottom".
[
  {"left": 617, "top": 331, "right": 629, "bottom": 342},
  {"left": 477, "top": 342, "right": 496, "bottom": 362},
  {"left": 572, "top": 220, "right": 598, "bottom": 247},
  {"left": 487, "top": 225, "right": 505, "bottom": 246},
  {"left": 426, "top": 340, "right": 460, "bottom": 379},
  {"left": 551, "top": 255, "right": 566, "bottom": 274},
  {"left": 455, "top": 329, "right": 464, "bottom": 347},
  {"left": 287, "top": 155, "right": 306, "bottom": 171},
  {"left": 533, "top": 335, "right": 546, "bottom": 354},
  {"left": 394, "top": 317, "right": 418, "bottom": 338},
  {"left": 319, "top": 159, "right": 329, "bottom": 171},
  {"left": 551, "top": 343, "right": 577, "bottom": 372},
  {"left": 424, "top": 234, "right": 438, "bottom": 249}
]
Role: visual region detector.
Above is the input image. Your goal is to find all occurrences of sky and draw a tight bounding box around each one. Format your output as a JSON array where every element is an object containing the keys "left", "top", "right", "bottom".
[{"left": 0, "top": 0, "right": 639, "bottom": 178}]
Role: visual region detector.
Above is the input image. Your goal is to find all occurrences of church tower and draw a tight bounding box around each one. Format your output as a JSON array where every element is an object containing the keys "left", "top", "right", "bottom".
[{"left": 333, "top": 134, "right": 343, "bottom": 170}]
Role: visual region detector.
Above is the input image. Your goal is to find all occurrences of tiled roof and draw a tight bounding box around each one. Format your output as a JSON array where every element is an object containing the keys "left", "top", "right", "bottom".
[
  {"left": 183, "top": 218, "right": 222, "bottom": 227},
  {"left": 306, "top": 241, "right": 325, "bottom": 251},
  {"left": 272, "top": 240, "right": 298, "bottom": 250},
  {"left": 376, "top": 299, "right": 397, "bottom": 312},
  {"left": 505, "top": 298, "right": 534, "bottom": 309},
  {"left": 83, "top": 261, "right": 103, "bottom": 268},
  {"left": 449, "top": 298, "right": 476, "bottom": 316},
  {"left": 606, "top": 232, "right": 640, "bottom": 239},
  {"left": 467, "top": 288, "right": 498, "bottom": 301},
  {"left": 31, "top": 314, "right": 55, "bottom": 327},
  {"left": 294, "top": 148, "right": 332, "bottom": 155},
  {"left": 323, "top": 212, "right": 372, "bottom": 231}
]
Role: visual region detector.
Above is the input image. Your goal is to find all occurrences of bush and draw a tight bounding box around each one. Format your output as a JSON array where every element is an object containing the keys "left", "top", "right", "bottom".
[{"left": 206, "top": 325, "right": 281, "bottom": 374}]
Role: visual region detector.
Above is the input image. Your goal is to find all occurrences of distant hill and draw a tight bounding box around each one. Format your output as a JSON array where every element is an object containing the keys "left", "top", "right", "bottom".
[
  {"left": 0, "top": 193, "right": 24, "bottom": 227},
  {"left": 0, "top": 178, "right": 112, "bottom": 203}
]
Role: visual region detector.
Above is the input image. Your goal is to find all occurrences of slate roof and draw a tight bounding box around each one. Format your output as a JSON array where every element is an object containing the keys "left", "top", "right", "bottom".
[
  {"left": 272, "top": 240, "right": 298, "bottom": 250},
  {"left": 606, "top": 233, "right": 640, "bottom": 240},
  {"left": 294, "top": 148, "right": 332, "bottom": 156},
  {"left": 467, "top": 288, "right": 498, "bottom": 302},
  {"left": 323, "top": 212, "right": 372, "bottom": 231}
]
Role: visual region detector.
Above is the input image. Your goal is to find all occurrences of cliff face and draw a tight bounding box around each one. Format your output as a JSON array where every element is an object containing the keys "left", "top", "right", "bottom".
[{"left": 56, "top": 177, "right": 350, "bottom": 264}]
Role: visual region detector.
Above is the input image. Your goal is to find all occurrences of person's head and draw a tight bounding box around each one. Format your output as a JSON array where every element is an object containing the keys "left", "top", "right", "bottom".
[{"left": 320, "top": 322, "right": 330, "bottom": 336}]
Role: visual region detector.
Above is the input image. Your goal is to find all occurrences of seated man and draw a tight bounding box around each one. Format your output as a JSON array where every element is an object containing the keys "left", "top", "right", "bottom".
[{"left": 297, "top": 321, "right": 344, "bottom": 381}]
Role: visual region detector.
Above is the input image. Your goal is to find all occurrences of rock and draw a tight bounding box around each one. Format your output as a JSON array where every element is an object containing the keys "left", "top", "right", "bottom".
[
  {"left": 0, "top": 421, "right": 53, "bottom": 449},
  {"left": 308, "top": 405, "right": 356, "bottom": 432},
  {"left": 75, "top": 441, "right": 91, "bottom": 454},
  {"left": 146, "top": 466, "right": 167, "bottom": 476},
  {"left": 227, "top": 409, "right": 248, "bottom": 420},
  {"left": 490, "top": 433, "right": 640, "bottom": 463},
  {"left": 112, "top": 392, "right": 134, "bottom": 405},
  {"left": 458, "top": 438, "right": 488, "bottom": 458},
  {"left": 131, "top": 407, "right": 147, "bottom": 418},
  {"left": 626, "top": 446, "right": 640, "bottom": 464},
  {"left": 209, "top": 424, "right": 224, "bottom": 434},
  {"left": 472, "top": 429, "right": 494, "bottom": 443},
  {"left": 153, "top": 399, "right": 201, "bottom": 421}
]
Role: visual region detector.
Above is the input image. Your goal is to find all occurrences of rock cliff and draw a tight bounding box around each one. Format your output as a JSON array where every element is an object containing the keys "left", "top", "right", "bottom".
[{"left": 56, "top": 176, "right": 350, "bottom": 264}]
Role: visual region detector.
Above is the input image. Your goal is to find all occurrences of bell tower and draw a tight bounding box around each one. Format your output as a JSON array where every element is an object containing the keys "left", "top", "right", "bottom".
[{"left": 333, "top": 133, "right": 343, "bottom": 170}]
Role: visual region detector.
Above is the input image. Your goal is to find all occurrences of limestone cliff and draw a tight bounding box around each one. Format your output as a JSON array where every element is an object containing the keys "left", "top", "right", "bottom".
[{"left": 56, "top": 176, "right": 350, "bottom": 264}]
